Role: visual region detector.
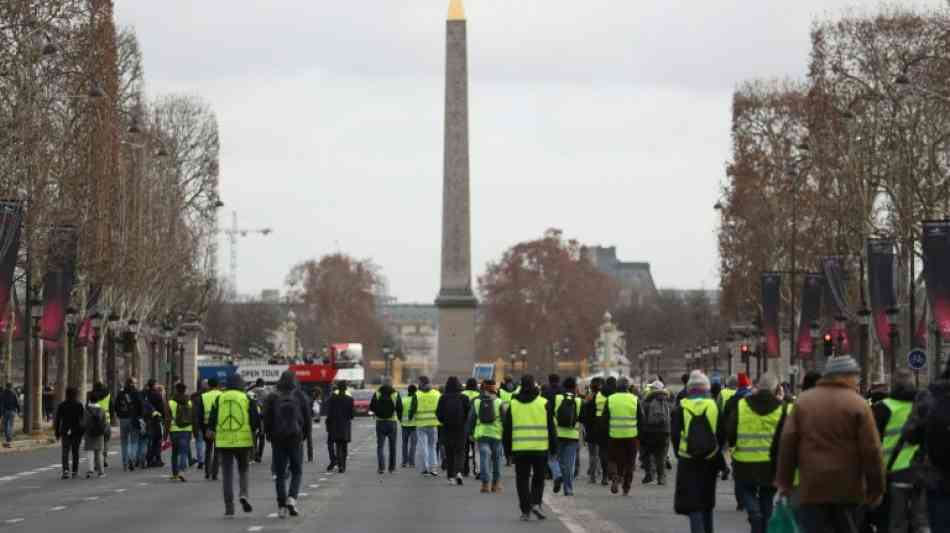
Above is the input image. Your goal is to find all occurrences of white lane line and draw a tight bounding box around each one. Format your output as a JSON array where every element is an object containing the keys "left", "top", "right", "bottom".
[
  {"left": 0, "top": 476, "right": 16, "bottom": 482},
  {"left": 318, "top": 477, "right": 327, "bottom": 481},
  {"left": 308, "top": 484, "right": 319, "bottom": 488},
  {"left": 114, "top": 489, "right": 126, "bottom": 493},
  {"left": 267, "top": 513, "right": 278, "bottom": 518},
  {"left": 247, "top": 527, "right": 263, "bottom": 532},
  {"left": 5, "top": 518, "right": 24, "bottom": 524},
  {"left": 50, "top": 506, "right": 66, "bottom": 511},
  {"left": 136, "top": 482, "right": 148, "bottom": 487},
  {"left": 298, "top": 492, "right": 309, "bottom": 497},
  {"left": 83, "top": 496, "right": 100, "bottom": 501},
  {"left": 47, "top": 463, "right": 61, "bottom": 468}
]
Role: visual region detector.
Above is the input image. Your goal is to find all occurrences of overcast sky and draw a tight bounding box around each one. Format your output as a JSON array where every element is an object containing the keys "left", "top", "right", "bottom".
[{"left": 115, "top": 0, "right": 943, "bottom": 303}]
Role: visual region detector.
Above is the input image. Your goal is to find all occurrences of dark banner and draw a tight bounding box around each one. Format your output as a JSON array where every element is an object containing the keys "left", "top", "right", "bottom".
[
  {"left": 76, "top": 285, "right": 102, "bottom": 347},
  {"left": 0, "top": 200, "right": 23, "bottom": 323},
  {"left": 797, "top": 273, "right": 823, "bottom": 358},
  {"left": 822, "top": 256, "right": 854, "bottom": 321},
  {"left": 39, "top": 225, "right": 78, "bottom": 341},
  {"left": 868, "top": 239, "right": 897, "bottom": 351},
  {"left": 761, "top": 272, "right": 782, "bottom": 358},
  {"left": 923, "top": 221, "right": 950, "bottom": 341}
]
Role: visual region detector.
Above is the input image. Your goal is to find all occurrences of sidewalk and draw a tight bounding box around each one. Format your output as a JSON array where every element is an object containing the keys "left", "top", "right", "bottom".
[{"left": 1, "top": 417, "right": 56, "bottom": 454}]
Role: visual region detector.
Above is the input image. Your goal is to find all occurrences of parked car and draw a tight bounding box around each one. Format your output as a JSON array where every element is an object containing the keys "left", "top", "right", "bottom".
[{"left": 351, "top": 389, "right": 374, "bottom": 416}]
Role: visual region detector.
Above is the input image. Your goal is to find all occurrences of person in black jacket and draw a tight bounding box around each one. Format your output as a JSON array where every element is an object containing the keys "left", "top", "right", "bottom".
[
  {"left": 436, "top": 376, "right": 471, "bottom": 486},
  {"left": 55, "top": 386, "right": 85, "bottom": 478},
  {"left": 1, "top": 383, "right": 19, "bottom": 447},
  {"left": 369, "top": 378, "right": 403, "bottom": 475},
  {"left": 114, "top": 378, "right": 143, "bottom": 471},
  {"left": 325, "top": 381, "right": 354, "bottom": 473},
  {"left": 503, "top": 375, "right": 558, "bottom": 521},
  {"left": 264, "top": 371, "right": 313, "bottom": 518},
  {"left": 580, "top": 377, "right": 603, "bottom": 483}
]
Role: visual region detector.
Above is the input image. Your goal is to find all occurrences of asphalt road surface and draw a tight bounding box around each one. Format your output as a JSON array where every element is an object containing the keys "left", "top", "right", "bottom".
[{"left": 0, "top": 421, "right": 746, "bottom": 532}]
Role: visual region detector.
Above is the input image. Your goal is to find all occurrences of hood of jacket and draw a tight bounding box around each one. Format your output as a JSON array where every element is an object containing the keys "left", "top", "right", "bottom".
[
  {"left": 889, "top": 382, "right": 918, "bottom": 402},
  {"left": 277, "top": 370, "right": 298, "bottom": 393},
  {"left": 645, "top": 389, "right": 671, "bottom": 401},
  {"left": 419, "top": 382, "right": 432, "bottom": 393},
  {"left": 444, "top": 377, "right": 462, "bottom": 394},
  {"left": 744, "top": 389, "right": 782, "bottom": 416},
  {"left": 378, "top": 384, "right": 395, "bottom": 397},
  {"left": 514, "top": 385, "right": 540, "bottom": 403}
]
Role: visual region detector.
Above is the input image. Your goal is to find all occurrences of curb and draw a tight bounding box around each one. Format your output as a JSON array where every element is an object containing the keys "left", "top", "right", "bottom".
[{"left": 0, "top": 437, "right": 57, "bottom": 454}]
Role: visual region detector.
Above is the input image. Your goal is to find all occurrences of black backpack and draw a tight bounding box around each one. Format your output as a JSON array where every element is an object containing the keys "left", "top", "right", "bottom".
[
  {"left": 645, "top": 396, "right": 672, "bottom": 431},
  {"left": 174, "top": 400, "right": 193, "bottom": 428},
  {"left": 272, "top": 393, "right": 302, "bottom": 441},
  {"left": 926, "top": 388, "right": 950, "bottom": 475},
  {"left": 374, "top": 392, "right": 396, "bottom": 419},
  {"left": 556, "top": 394, "right": 578, "bottom": 428},
  {"left": 115, "top": 391, "right": 132, "bottom": 418},
  {"left": 685, "top": 407, "right": 717, "bottom": 459},
  {"left": 478, "top": 397, "right": 496, "bottom": 424},
  {"left": 86, "top": 405, "right": 106, "bottom": 438},
  {"left": 440, "top": 395, "right": 465, "bottom": 429}
]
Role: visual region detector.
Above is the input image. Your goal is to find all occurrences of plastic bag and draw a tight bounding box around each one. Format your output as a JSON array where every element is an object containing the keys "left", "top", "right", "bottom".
[{"left": 767, "top": 498, "right": 800, "bottom": 533}]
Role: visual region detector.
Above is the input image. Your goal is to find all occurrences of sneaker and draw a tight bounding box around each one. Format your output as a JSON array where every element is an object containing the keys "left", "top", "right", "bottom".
[
  {"left": 520, "top": 513, "right": 531, "bottom": 521},
  {"left": 103, "top": 460, "right": 109, "bottom": 468},
  {"left": 278, "top": 507, "right": 288, "bottom": 519},
  {"left": 642, "top": 474, "right": 654, "bottom": 484},
  {"left": 97, "top": 472, "right": 106, "bottom": 479},
  {"left": 71, "top": 472, "right": 78, "bottom": 479},
  {"left": 240, "top": 497, "right": 253, "bottom": 513},
  {"left": 480, "top": 482, "right": 490, "bottom": 493},
  {"left": 588, "top": 475, "right": 597, "bottom": 484},
  {"left": 553, "top": 478, "right": 562, "bottom": 494},
  {"left": 530, "top": 505, "right": 547, "bottom": 520},
  {"left": 657, "top": 478, "right": 666, "bottom": 486},
  {"left": 287, "top": 498, "right": 298, "bottom": 517},
  {"left": 325, "top": 464, "right": 337, "bottom": 473},
  {"left": 224, "top": 508, "right": 235, "bottom": 518},
  {"left": 128, "top": 463, "right": 135, "bottom": 472},
  {"left": 61, "top": 472, "right": 70, "bottom": 480},
  {"left": 601, "top": 477, "right": 608, "bottom": 486},
  {"left": 491, "top": 481, "right": 502, "bottom": 494},
  {"left": 378, "top": 469, "right": 384, "bottom": 475},
  {"left": 610, "top": 479, "right": 619, "bottom": 494},
  {"left": 85, "top": 471, "right": 93, "bottom": 479},
  {"left": 178, "top": 475, "right": 187, "bottom": 482}
]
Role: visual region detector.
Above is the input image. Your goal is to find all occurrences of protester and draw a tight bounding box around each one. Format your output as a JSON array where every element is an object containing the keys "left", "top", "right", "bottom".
[
  {"left": 580, "top": 377, "right": 604, "bottom": 484},
  {"left": 264, "top": 370, "right": 313, "bottom": 518},
  {"left": 412, "top": 376, "right": 441, "bottom": 476},
  {"left": 503, "top": 375, "right": 557, "bottom": 521},
  {"left": 903, "top": 362, "right": 950, "bottom": 529},
  {"left": 672, "top": 370, "right": 722, "bottom": 533},
  {"left": 325, "top": 381, "right": 354, "bottom": 474},
  {"left": 722, "top": 372, "right": 753, "bottom": 510},
  {"left": 143, "top": 382, "right": 165, "bottom": 468},
  {"left": 595, "top": 377, "right": 617, "bottom": 486},
  {"left": 0, "top": 383, "right": 18, "bottom": 447},
  {"left": 165, "top": 382, "right": 193, "bottom": 482},
  {"left": 400, "top": 384, "right": 417, "bottom": 468},
  {"left": 641, "top": 380, "right": 672, "bottom": 485},
  {"left": 83, "top": 389, "right": 108, "bottom": 479},
  {"left": 462, "top": 378, "right": 481, "bottom": 477},
  {"left": 467, "top": 379, "right": 503, "bottom": 493},
  {"left": 199, "top": 378, "right": 223, "bottom": 480},
  {"left": 724, "top": 373, "right": 785, "bottom": 533},
  {"left": 552, "top": 377, "right": 582, "bottom": 496},
  {"left": 775, "top": 355, "right": 885, "bottom": 532},
  {"left": 605, "top": 377, "right": 641, "bottom": 496},
  {"left": 114, "top": 377, "right": 143, "bottom": 471},
  {"left": 191, "top": 380, "right": 208, "bottom": 470},
  {"left": 94, "top": 382, "right": 112, "bottom": 469},
  {"left": 436, "top": 376, "right": 471, "bottom": 485},
  {"left": 324, "top": 383, "right": 350, "bottom": 472},
  {"left": 208, "top": 374, "right": 259, "bottom": 517},
  {"left": 54, "top": 386, "right": 84, "bottom": 479},
  {"left": 369, "top": 377, "right": 402, "bottom": 475}
]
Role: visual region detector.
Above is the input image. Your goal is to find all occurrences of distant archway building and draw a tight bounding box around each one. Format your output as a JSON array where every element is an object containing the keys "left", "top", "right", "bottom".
[{"left": 583, "top": 246, "right": 658, "bottom": 308}]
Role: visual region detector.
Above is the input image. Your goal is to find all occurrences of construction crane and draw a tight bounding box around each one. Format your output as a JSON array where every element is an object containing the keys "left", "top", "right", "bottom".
[{"left": 222, "top": 210, "right": 273, "bottom": 296}]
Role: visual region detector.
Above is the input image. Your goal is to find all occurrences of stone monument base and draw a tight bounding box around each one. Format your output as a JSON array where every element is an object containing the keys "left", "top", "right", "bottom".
[{"left": 434, "top": 298, "right": 477, "bottom": 384}]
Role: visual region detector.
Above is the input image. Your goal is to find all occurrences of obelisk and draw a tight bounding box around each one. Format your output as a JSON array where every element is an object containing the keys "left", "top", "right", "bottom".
[{"left": 436, "top": 0, "right": 477, "bottom": 381}]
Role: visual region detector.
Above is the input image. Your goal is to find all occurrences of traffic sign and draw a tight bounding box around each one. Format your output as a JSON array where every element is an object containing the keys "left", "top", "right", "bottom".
[{"left": 907, "top": 349, "right": 927, "bottom": 371}]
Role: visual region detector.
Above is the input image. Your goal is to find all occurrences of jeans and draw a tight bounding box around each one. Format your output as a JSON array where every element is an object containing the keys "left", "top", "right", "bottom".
[
  {"left": 401, "top": 426, "right": 416, "bottom": 466},
  {"left": 883, "top": 482, "right": 928, "bottom": 533},
  {"left": 687, "top": 510, "right": 714, "bottom": 533},
  {"left": 514, "top": 454, "right": 546, "bottom": 514},
  {"left": 273, "top": 444, "right": 303, "bottom": 507},
  {"left": 219, "top": 448, "right": 250, "bottom": 510},
  {"left": 798, "top": 504, "right": 858, "bottom": 533},
  {"left": 928, "top": 486, "right": 950, "bottom": 531},
  {"left": 557, "top": 439, "right": 580, "bottom": 495},
  {"left": 61, "top": 434, "right": 81, "bottom": 473},
  {"left": 735, "top": 478, "right": 776, "bottom": 533},
  {"left": 86, "top": 449, "right": 102, "bottom": 474},
  {"left": 416, "top": 427, "right": 439, "bottom": 472},
  {"left": 587, "top": 441, "right": 601, "bottom": 480},
  {"left": 204, "top": 435, "right": 219, "bottom": 478},
  {"left": 171, "top": 432, "right": 190, "bottom": 476},
  {"left": 376, "top": 420, "right": 397, "bottom": 472},
  {"left": 118, "top": 418, "right": 140, "bottom": 467},
  {"left": 2, "top": 410, "right": 14, "bottom": 443},
  {"left": 642, "top": 436, "right": 670, "bottom": 482},
  {"left": 195, "top": 434, "right": 205, "bottom": 465},
  {"left": 478, "top": 438, "right": 502, "bottom": 484}
]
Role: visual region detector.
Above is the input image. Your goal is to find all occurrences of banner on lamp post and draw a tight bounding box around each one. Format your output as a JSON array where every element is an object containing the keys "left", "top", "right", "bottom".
[
  {"left": 922, "top": 221, "right": 950, "bottom": 341},
  {"left": 38, "top": 225, "right": 78, "bottom": 341},
  {"left": 0, "top": 201, "right": 23, "bottom": 322},
  {"left": 797, "top": 273, "right": 823, "bottom": 359},
  {"left": 867, "top": 239, "right": 897, "bottom": 351},
  {"left": 761, "top": 272, "right": 781, "bottom": 358}
]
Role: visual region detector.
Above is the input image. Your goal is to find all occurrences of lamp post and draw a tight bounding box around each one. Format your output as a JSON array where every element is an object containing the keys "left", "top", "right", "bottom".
[
  {"left": 833, "top": 315, "right": 847, "bottom": 357},
  {"left": 858, "top": 308, "right": 871, "bottom": 392},
  {"left": 809, "top": 320, "right": 821, "bottom": 371},
  {"left": 519, "top": 346, "right": 528, "bottom": 374},
  {"left": 508, "top": 350, "right": 516, "bottom": 376},
  {"left": 711, "top": 342, "right": 720, "bottom": 372},
  {"left": 176, "top": 330, "right": 185, "bottom": 385},
  {"left": 127, "top": 319, "right": 139, "bottom": 385},
  {"left": 27, "top": 289, "right": 42, "bottom": 435},
  {"left": 886, "top": 306, "right": 899, "bottom": 383},
  {"left": 382, "top": 345, "right": 393, "bottom": 379},
  {"left": 106, "top": 311, "right": 119, "bottom": 401},
  {"left": 89, "top": 312, "right": 102, "bottom": 384},
  {"left": 60, "top": 306, "right": 77, "bottom": 406}
]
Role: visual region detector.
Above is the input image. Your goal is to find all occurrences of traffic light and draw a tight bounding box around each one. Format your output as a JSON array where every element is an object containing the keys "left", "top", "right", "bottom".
[
  {"left": 740, "top": 344, "right": 750, "bottom": 361},
  {"left": 823, "top": 333, "right": 834, "bottom": 357}
]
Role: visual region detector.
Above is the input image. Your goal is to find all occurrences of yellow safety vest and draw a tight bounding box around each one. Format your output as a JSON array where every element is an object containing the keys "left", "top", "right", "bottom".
[
  {"left": 718, "top": 388, "right": 737, "bottom": 411},
  {"left": 595, "top": 392, "right": 608, "bottom": 417},
  {"left": 374, "top": 391, "right": 400, "bottom": 422},
  {"left": 201, "top": 389, "right": 222, "bottom": 424},
  {"left": 401, "top": 394, "right": 416, "bottom": 427},
  {"left": 881, "top": 398, "right": 919, "bottom": 472},
  {"left": 214, "top": 390, "right": 253, "bottom": 449},
  {"left": 733, "top": 399, "right": 782, "bottom": 464},
  {"left": 498, "top": 388, "right": 512, "bottom": 405},
  {"left": 414, "top": 389, "right": 441, "bottom": 428},
  {"left": 97, "top": 394, "right": 111, "bottom": 425},
  {"left": 462, "top": 390, "right": 480, "bottom": 403},
  {"left": 473, "top": 397, "right": 502, "bottom": 440},
  {"left": 168, "top": 399, "right": 193, "bottom": 433},
  {"left": 510, "top": 396, "right": 549, "bottom": 452},
  {"left": 608, "top": 392, "right": 639, "bottom": 439},
  {"left": 678, "top": 398, "right": 719, "bottom": 459},
  {"left": 554, "top": 394, "right": 582, "bottom": 440}
]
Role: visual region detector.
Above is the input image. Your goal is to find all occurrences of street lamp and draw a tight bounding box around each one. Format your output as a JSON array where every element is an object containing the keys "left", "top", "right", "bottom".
[
  {"left": 382, "top": 345, "right": 393, "bottom": 379},
  {"left": 27, "top": 289, "right": 42, "bottom": 435},
  {"left": 519, "top": 346, "right": 528, "bottom": 373},
  {"left": 711, "top": 342, "right": 720, "bottom": 371},
  {"left": 508, "top": 350, "right": 516, "bottom": 375},
  {"left": 886, "top": 307, "right": 899, "bottom": 381},
  {"left": 857, "top": 307, "right": 871, "bottom": 390},
  {"left": 833, "top": 315, "right": 847, "bottom": 356}
]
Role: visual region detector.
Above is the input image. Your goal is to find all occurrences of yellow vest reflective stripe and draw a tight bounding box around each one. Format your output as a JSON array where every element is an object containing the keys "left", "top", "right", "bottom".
[
  {"left": 414, "top": 390, "right": 441, "bottom": 427},
  {"left": 202, "top": 390, "right": 222, "bottom": 424},
  {"left": 595, "top": 392, "right": 607, "bottom": 417},
  {"left": 511, "top": 396, "right": 549, "bottom": 452},
  {"left": 733, "top": 399, "right": 781, "bottom": 463},
  {"left": 473, "top": 398, "right": 502, "bottom": 440},
  {"left": 678, "top": 398, "right": 719, "bottom": 459},
  {"left": 401, "top": 394, "right": 416, "bottom": 427},
  {"left": 169, "top": 400, "right": 193, "bottom": 433},
  {"left": 608, "top": 392, "right": 639, "bottom": 439},
  {"left": 882, "top": 398, "right": 919, "bottom": 472},
  {"left": 334, "top": 389, "right": 353, "bottom": 397},
  {"left": 554, "top": 394, "right": 582, "bottom": 440},
  {"left": 214, "top": 390, "right": 253, "bottom": 448},
  {"left": 97, "top": 394, "right": 111, "bottom": 425},
  {"left": 374, "top": 391, "right": 399, "bottom": 422}
]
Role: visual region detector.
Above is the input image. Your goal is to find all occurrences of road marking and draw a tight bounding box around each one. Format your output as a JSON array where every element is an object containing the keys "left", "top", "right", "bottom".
[
  {"left": 5, "top": 518, "right": 24, "bottom": 524},
  {"left": 247, "top": 527, "right": 263, "bottom": 532},
  {"left": 84, "top": 496, "right": 99, "bottom": 501},
  {"left": 267, "top": 513, "right": 278, "bottom": 518},
  {"left": 308, "top": 484, "right": 319, "bottom": 488},
  {"left": 0, "top": 476, "right": 16, "bottom": 482},
  {"left": 318, "top": 477, "right": 327, "bottom": 481},
  {"left": 545, "top": 497, "right": 625, "bottom": 533},
  {"left": 136, "top": 482, "right": 148, "bottom": 486},
  {"left": 298, "top": 492, "right": 309, "bottom": 497},
  {"left": 115, "top": 489, "right": 127, "bottom": 493},
  {"left": 50, "top": 506, "right": 66, "bottom": 511}
]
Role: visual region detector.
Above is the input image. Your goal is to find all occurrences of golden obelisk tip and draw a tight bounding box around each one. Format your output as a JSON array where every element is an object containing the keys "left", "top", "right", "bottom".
[{"left": 448, "top": 0, "right": 465, "bottom": 21}]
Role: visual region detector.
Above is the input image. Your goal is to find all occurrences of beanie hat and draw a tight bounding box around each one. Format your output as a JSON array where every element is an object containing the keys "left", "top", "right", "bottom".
[
  {"left": 648, "top": 380, "right": 665, "bottom": 391},
  {"left": 823, "top": 355, "right": 861, "bottom": 376},
  {"left": 686, "top": 370, "right": 711, "bottom": 391},
  {"left": 737, "top": 373, "right": 752, "bottom": 389}
]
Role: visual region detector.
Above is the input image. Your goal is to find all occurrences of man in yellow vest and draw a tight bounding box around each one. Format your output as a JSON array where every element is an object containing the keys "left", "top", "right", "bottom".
[
  {"left": 199, "top": 378, "right": 223, "bottom": 480},
  {"left": 672, "top": 370, "right": 722, "bottom": 533},
  {"left": 604, "top": 377, "right": 641, "bottom": 496},
  {"left": 462, "top": 378, "right": 481, "bottom": 478},
  {"left": 166, "top": 382, "right": 193, "bottom": 482},
  {"left": 400, "top": 384, "right": 417, "bottom": 468},
  {"left": 370, "top": 377, "right": 403, "bottom": 474},
  {"left": 579, "top": 377, "right": 604, "bottom": 484},
  {"left": 467, "top": 379, "right": 503, "bottom": 493},
  {"left": 870, "top": 369, "right": 926, "bottom": 532},
  {"left": 410, "top": 376, "right": 441, "bottom": 476},
  {"left": 503, "top": 375, "right": 557, "bottom": 521},
  {"left": 207, "top": 374, "right": 259, "bottom": 517},
  {"left": 724, "top": 373, "right": 785, "bottom": 533},
  {"left": 552, "top": 377, "right": 582, "bottom": 496}
]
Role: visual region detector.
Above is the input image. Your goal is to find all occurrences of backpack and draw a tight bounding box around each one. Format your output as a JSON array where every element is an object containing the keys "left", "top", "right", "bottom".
[
  {"left": 272, "top": 393, "right": 303, "bottom": 441},
  {"left": 645, "top": 396, "right": 672, "bottom": 431},
  {"left": 86, "top": 405, "right": 106, "bottom": 438},
  {"left": 440, "top": 395, "right": 465, "bottom": 429},
  {"left": 685, "top": 407, "right": 717, "bottom": 459},
  {"left": 142, "top": 397, "right": 155, "bottom": 418},
  {"left": 556, "top": 394, "right": 578, "bottom": 428},
  {"left": 925, "top": 388, "right": 950, "bottom": 474},
  {"left": 374, "top": 392, "right": 396, "bottom": 419},
  {"left": 174, "top": 400, "right": 192, "bottom": 428},
  {"left": 478, "top": 397, "right": 497, "bottom": 424},
  {"left": 115, "top": 391, "right": 132, "bottom": 418}
]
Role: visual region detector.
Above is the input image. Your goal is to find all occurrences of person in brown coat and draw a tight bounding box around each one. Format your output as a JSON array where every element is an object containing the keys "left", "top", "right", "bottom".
[{"left": 775, "top": 355, "right": 885, "bottom": 533}]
